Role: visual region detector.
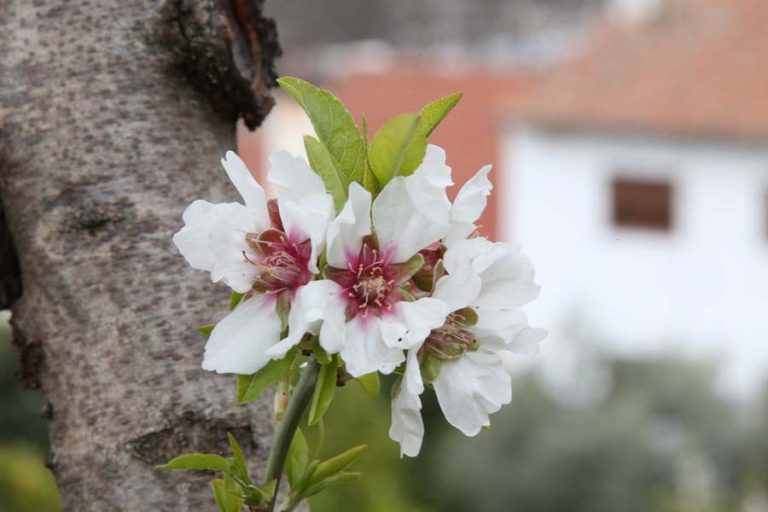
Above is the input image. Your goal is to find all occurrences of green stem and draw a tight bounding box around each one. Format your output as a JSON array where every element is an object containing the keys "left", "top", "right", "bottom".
[{"left": 265, "top": 358, "right": 320, "bottom": 512}]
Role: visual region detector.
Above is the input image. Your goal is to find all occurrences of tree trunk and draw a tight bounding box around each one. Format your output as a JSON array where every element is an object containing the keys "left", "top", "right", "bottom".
[{"left": 0, "top": 1, "right": 280, "bottom": 509}]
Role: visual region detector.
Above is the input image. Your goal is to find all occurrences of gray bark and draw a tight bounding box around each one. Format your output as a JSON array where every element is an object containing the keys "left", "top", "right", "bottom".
[{"left": 0, "top": 1, "right": 280, "bottom": 509}]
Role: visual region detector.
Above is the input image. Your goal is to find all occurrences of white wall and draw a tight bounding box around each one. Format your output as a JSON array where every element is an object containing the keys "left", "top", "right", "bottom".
[{"left": 502, "top": 126, "right": 768, "bottom": 400}]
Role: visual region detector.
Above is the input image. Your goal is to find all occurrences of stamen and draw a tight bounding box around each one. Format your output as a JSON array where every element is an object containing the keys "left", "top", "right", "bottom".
[{"left": 243, "top": 230, "right": 312, "bottom": 293}]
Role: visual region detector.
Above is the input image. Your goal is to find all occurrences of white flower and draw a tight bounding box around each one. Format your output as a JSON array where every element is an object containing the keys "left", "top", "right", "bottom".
[
  {"left": 389, "top": 238, "right": 546, "bottom": 457},
  {"left": 266, "top": 145, "right": 453, "bottom": 377},
  {"left": 172, "top": 151, "right": 334, "bottom": 374}
]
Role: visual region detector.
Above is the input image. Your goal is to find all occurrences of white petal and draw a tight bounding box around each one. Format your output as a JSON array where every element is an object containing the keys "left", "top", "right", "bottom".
[
  {"left": 406, "top": 145, "right": 454, "bottom": 225},
  {"left": 451, "top": 165, "right": 492, "bottom": 224},
  {"left": 472, "top": 310, "right": 529, "bottom": 341},
  {"left": 221, "top": 151, "right": 269, "bottom": 225},
  {"left": 207, "top": 220, "right": 260, "bottom": 293},
  {"left": 326, "top": 183, "right": 372, "bottom": 269},
  {"left": 442, "top": 222, "right": 477, "bottom": 248},
  {"left": 403, "top": 348, "right": 424, "bottom": 395},
  {"left": 372, "top": 145, "right": 452, "bottom": 263},
  {"left": 340, "top": 317, "right": 405, "bottom": 377},
  {"left": 389, "top": 383, "right": 424, "bottom": 458},
  {"left": 278, "top": 194, "right": 334, "bottom": 274},
  {"left": 173, "top": 200, "right": 220, "bottom": 271},
  {"left": 318, "top": 302, "right": 349, "bottom": 355},
  {"left": 473, "top": 247, "right": 540, "bottom": 311},
  {"left": 267, "top": 150, "right": 327, "bottom": 200},
  {"left": 470, "top": 313, "right": 529, "bottom": 352},
  {"left": 429, "top": 238, "right": 489, "bottom": 311},
  {"left": 442, "top": 239, "right": 540, "bottom": 315},
  {"left": 433, "top": 350, "right": 512, "bottom": 437},
  {"left": 202, "top": 294, "right": 282, "bottom": 374},
  {"left": 380, "top": 298, "right": 449, "bottom": 350},
  {"left": 432, "top": 264, "right": 482, "bottom": 312},
  {"left": 173, "top": 200, "right": 260, "bottom": 293},
  {"left": 266, "top": 280, "right": 345, "bottom": 359},
  {"left": 442, "top": 237, "right": 494, "bottom": 275},
  {"left": 506, "top": 326, "right": 547, "bottom": 355},
  {"left": 267, "top": 150, "right": 335, "bottom": 274},
  {"left": 443, "top": 165, "right": 492, "bottom": 246}
]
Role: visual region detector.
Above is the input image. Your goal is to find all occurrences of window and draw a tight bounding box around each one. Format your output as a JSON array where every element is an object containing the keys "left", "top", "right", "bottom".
[{"left": 612, "top": 178, "right": 673, "bottom": 231}]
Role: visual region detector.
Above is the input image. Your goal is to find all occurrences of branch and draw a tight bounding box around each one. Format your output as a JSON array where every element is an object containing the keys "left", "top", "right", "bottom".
[{"left": 264, "top": 358, "right": 320, "bottom": 512}]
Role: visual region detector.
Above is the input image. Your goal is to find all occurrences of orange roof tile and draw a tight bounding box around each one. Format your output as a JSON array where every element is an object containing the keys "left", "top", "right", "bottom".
[{"left": 517, "top": 0, "right": 768, "bottom": 141}]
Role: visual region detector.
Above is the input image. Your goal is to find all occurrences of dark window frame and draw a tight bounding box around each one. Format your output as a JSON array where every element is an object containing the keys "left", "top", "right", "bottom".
[{"left": 611, "top": 177, "right": 674, "bottom": 231}]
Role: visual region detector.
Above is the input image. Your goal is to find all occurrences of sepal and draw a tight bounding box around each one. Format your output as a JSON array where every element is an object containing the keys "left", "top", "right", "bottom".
[
  {"left": 355, "top": 372, "right": 381, "bottom": 397},
  {"left": 308, "top": 357, "right": 339, "bottom": 425},
  {"left": 237, "top": 348, "right": 298, "bottom": 404}
]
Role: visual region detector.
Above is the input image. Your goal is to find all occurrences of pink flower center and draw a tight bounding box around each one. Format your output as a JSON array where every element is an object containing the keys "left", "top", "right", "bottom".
[
  {"left": 326, "top": 237, "right": 404, "bottom": 320},
  {"left": 352, "top": 266, "right": 393, "bottom": 310},
  {"left": 244, "top": 228, "right": 312, "bottom": 295}
]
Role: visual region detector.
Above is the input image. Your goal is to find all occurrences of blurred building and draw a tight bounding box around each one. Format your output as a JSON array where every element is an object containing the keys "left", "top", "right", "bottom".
[
  {"left": 241, "top": 0, "right": 606, "bottom": 240},
  {"left": 505, "top": 0, "right": 768, "bottom": 399}
]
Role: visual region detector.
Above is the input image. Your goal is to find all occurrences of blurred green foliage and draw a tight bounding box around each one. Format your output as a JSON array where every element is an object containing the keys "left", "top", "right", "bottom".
[
  {"left": 0, "top": 443, "right": 60, "bottom": 512},
  {"left": 311, "top": 356, "right": 768, "bottom": 512},
  {"left": 0, "top": 315, "right": 61, "bottom": 512}
]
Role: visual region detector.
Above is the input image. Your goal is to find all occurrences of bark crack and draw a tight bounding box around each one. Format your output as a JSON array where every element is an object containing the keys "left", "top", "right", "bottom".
[
  {"left": 10, "top": 316, "right": 43, "bottom": 390},
  {"left": 0, "top": 194, "right": 22, "bottom": 310},
  {"left": 159, "top": 0, "right": 281, "bottom": 130},
  {"left": 128, "top": 411, "right": 258, "bottom": 466}
]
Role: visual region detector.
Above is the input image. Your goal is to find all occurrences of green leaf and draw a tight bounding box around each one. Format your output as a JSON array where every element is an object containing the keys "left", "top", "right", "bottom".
[
  {"left": 211, "top": 476, "right": 243, "bottom": 512},
  {"left": 157, "top": 453, "right": 231, "bottom": 473},
  {"left": 278, "top": 77, "right": 367, "bottom": 184},
  {"left": 368, "top": 113, "right": 427, "bottom": 185},
  {"left": 361, "top": 114, "right": 380, "bottom": 194},
  {"left": 295, "top": 459, "right": 320, "bottom": 496},
  {"left": 309, "top": 445, "right": 367, "bottom": 488},
  {"left": 237, "top": 349, "right": 296, "bottom": 404},
  {"left": 419, "top": 92, "right": 462, "bottom": 137},
  {"left": 229, "top": 292, "right": 244, "bottom": 310},
  {"left": 285, "top": 427, "right": 309, "bottom": 489},
  {"left": 227, "top": 433, "right": 250, "bottom": 485},
  {"left": 303, "top": 471, "right": 361, "bottom": 498},
  {"left": 254, "top": 479, "right": 277, "bottom": 502},
  {"left": 304, "top": 135, "right": 348, "bottom": 212},
  {"left": 363, "top": 161, "right": 380, "bottom": 195},
  {"left": 308, "top": 358, "right": 338, "bottom": 426},
  {"left": 355, "top": 373, "right": 380, "bottom": 397},
  {"left": 197, "top": 323, "right": 216, "bottom": 337}
]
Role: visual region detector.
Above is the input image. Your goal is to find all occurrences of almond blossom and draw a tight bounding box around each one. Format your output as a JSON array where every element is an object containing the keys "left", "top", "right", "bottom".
[
  {"left": 266, "top": 145, "right": 454, "bottom": 377},
  {"left": 172, "top": 151, "right": 334, "bottom": 374},
  {"left": 389, "top": 166, "right": 545, "bottom": 457}
]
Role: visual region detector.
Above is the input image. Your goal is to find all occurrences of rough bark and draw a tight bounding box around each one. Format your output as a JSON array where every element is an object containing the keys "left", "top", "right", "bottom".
[{"left": 0, "top": 1, "right": 280, "bottom": 509}]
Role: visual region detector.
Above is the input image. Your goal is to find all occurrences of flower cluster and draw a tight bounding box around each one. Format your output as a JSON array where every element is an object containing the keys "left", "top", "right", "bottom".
[
  {"left": 175, "top": 144, "right": 544, "bottom": 453},
  {"left": 166, "top": 77, "right": 543, "bottom": 510}
]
